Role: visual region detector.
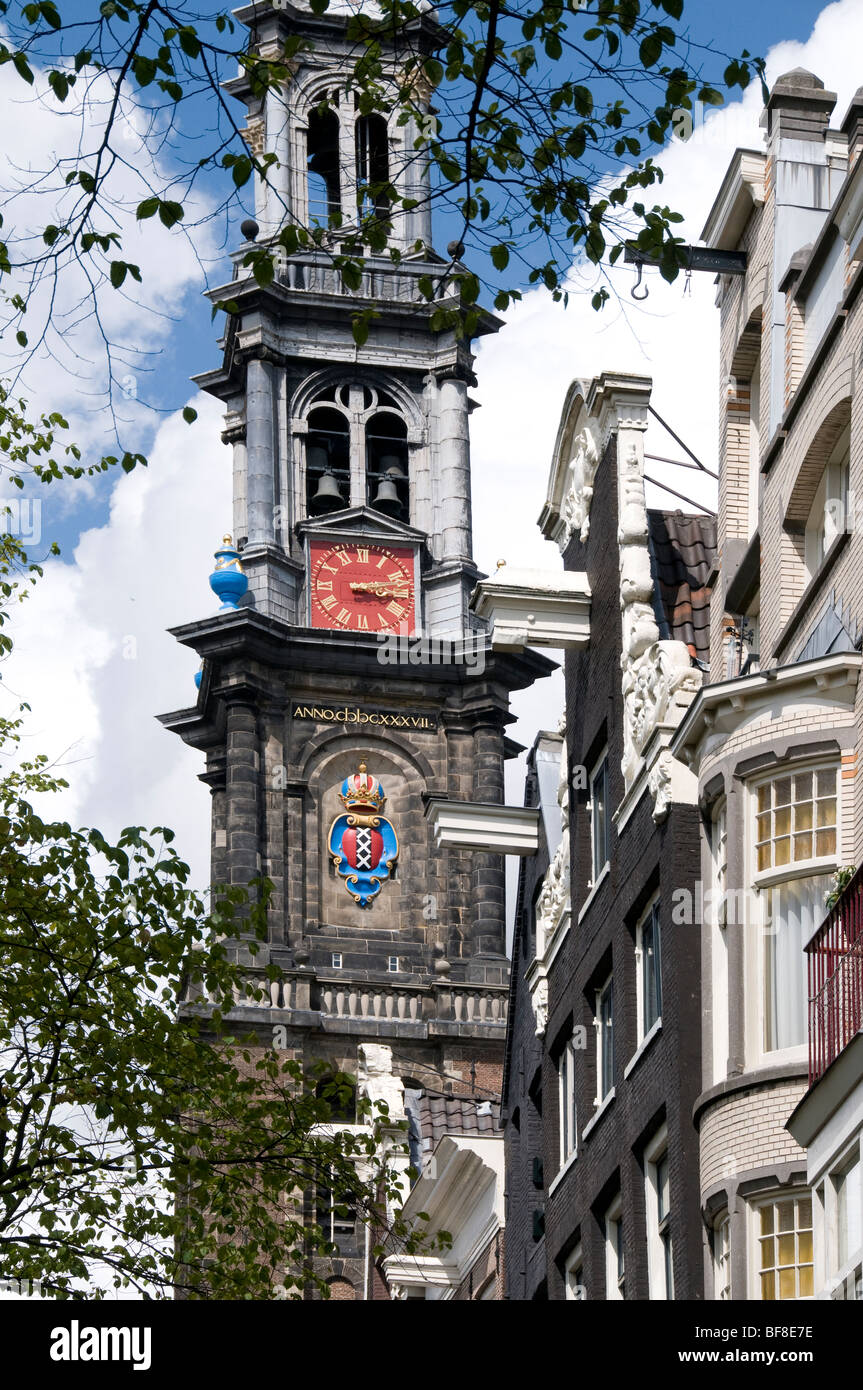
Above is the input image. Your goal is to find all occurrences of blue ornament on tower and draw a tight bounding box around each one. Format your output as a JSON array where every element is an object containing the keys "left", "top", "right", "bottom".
[{"left": 209, "top": 535, "right": 248, "bottom": 612}]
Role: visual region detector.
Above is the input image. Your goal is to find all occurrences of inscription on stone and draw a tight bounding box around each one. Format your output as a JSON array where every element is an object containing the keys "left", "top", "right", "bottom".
[{"left": 292, "top": 702, "right": 438, "bottom": 731}]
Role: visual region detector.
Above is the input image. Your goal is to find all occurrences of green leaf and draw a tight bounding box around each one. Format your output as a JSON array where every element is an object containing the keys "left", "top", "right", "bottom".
[
  {"left": 490, "top": 244, "right": 510, "bottom": 272},
  {"left": 16, "top": 330, "right": 27, "bottom": 347},
  {"left": 182, "top": 406, "right": 197, "bottom": 424},
  {"left": 157, "top": 201, "right": 184, "bottom": 228},
  {"left": 639, "top": 33, "right": 663, "bottom": 68},
  {"left": 109, "top": 261, "right": 127, "bottom": 288},
  {"left": 136, "top": 198, "right": 159, "bottom": 220}
]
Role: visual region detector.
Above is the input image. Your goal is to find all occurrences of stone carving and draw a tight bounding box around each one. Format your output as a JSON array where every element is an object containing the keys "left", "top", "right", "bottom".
[
  {"left": 532, "top": 974, "right": 549, "bottom": 1038},
  {"left": 648, "top": 750, "right": 674, "bottom": 823},
  {"left": 357, "top": 1043, "right": 406, "bottom": 1123},
  {"left": 560, "top": 422, "right": 600, "bottom": 548},
  {"left": 530, "top": 716, "right": 570, "bottom": 1035},
  {"left": 621, "top": 641, "right": 703, "bottom": 791},
  {"left": 241, "top": 117, "right": 266, "bottom": 158}
]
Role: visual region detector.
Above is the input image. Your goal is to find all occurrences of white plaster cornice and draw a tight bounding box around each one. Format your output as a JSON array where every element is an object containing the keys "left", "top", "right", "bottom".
[
  {"left": 470, "top": 566, "right": 591, "bottom": 650},
  {"left": 539, "top": 371, "right": 652, "bottom": 554},
  {"left": 701, "top": 148, "right": 767, "bottom": 250},
  {"left": 671, "top": 653, "right": 863, "bottom": 769}
]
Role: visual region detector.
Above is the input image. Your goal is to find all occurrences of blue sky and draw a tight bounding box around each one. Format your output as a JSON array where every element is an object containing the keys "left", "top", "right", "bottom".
[{"left": 3, "top": 0, "right": 834, "bottom": 563}]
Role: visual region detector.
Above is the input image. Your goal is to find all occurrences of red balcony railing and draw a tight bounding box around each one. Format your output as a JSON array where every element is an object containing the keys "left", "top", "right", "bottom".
[{"left": 806, "top": 865, "right": 863, "bottom": 1085}]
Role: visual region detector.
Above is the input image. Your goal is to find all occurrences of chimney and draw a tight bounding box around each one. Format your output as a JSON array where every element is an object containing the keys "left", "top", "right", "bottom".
[{"left": 763, "top": 68, "right": 837, "bottom": 144}]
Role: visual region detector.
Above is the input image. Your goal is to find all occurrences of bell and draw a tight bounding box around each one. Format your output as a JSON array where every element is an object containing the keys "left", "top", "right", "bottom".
[
  {"left": 310, "top": 469, "right": 344, "bottom": 514},
  {"left": 378, "top": 453, "right": 406, "bottom": 477},
  {"left": 372, "top": 473, "right": 402, "bottom": 514}
]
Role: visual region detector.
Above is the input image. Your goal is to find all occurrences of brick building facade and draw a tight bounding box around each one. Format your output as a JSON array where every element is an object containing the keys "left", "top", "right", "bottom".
[{"left": 672, "top": 67, "right": 863, "bottom": 1300}]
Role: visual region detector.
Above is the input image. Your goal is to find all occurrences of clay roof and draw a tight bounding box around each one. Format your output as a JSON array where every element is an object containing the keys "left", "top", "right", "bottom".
[
  {"left": 418, "top": 1093, "right": 502, "bottom": 1149},
  {"left": 646, "top": 510, "right": 717, "bottom": 665}
]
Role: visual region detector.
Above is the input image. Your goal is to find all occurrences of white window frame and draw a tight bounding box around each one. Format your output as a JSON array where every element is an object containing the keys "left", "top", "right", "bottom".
[
  {"left": 564, "top": 1242, "right": 585, "bottom": 1301},
  {"left": 825, "top": 1138, "right": 863, "bottom": 1294},
  {"left": 748, "top": 1190, "right": 814, "bottom": 1301},
  {"left": 594, "top": 973, "right": 615, "bottom": 1106},
  {"left": 331, "top": 952, "right": 343, "bottom": 969},
  {"left": 558, "top": 1035, "right": 578, "bottom": 1168},
  {"left": 635, "top": 895, "right": 662, "bottom": 1044},
  {"left": 387, "top": 955, "right": 399, "bottom": 973},
  {"left": 714, "top": 1213, "right": 732, "bottom": 1301},
  {"left": 604, "top": 1194, "right": 625, "bottom": 1301},
  {"left": 587, "top": 748, "right": 610, "bottom": 887},
  {"left": 747, "top": 762, "right": 839, "bottom": 1065},
  {"left": 644, "top": 1124, "right": 673, "bottom": 1299},
  {"left": 804, "top": 424, "right": 851, "bottom": 579},
  {"left": 710, "top": 798, "right": 730, "bottom": 1086}
]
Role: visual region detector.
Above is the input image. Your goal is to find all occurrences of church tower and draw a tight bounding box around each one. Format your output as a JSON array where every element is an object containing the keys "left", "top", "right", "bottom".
[{"left": 160, "top": 0, "right": 551, "bottom": 1296}]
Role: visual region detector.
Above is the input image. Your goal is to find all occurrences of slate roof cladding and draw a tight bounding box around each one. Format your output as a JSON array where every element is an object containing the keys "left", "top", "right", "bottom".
[
  {"left": 419, "top": 1093, "right": 502, "bottom": 1148},
  {"left": 647, "top": 510, "right": 717, "bottom": 665}
]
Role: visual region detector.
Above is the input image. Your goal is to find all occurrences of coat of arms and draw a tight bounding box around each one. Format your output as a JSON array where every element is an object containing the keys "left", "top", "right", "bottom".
[{"left": 328, "top": 761, "right": 399, "bottom": 907}]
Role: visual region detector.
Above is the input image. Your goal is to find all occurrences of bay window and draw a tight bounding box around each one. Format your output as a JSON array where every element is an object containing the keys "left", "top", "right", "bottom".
[
  {"left": 751, "top": 765, "right": 838, "bottom": 1057},
  {"left": 752, "top": 1193, "right": 813, "bottom": 1300}
]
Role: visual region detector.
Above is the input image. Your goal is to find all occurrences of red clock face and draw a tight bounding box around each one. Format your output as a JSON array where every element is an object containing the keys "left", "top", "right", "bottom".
[{"left": 309, "top": 540, "right": 417, "bottom": 634}]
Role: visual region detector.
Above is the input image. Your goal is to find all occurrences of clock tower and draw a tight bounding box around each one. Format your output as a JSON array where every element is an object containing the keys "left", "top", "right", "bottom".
[{"left": 159, "top": 0, "right": 552, "bottom": 1297}]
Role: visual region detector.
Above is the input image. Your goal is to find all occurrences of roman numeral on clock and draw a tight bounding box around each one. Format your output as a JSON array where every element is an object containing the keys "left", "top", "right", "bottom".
[
  {"left": 356, "top": 548, "right": 369, "bottom": 563},
  {"left": 321, "top": 595, "right": 337, "bottom": 611}
]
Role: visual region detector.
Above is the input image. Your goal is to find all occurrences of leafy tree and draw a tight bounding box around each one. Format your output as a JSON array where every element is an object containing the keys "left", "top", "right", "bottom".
[
  {"left": 0, "top": 394, "right": 424, "bottom": 1299},
  {"left": 0, "top": 0, "right": 764, "bottom": 415}
]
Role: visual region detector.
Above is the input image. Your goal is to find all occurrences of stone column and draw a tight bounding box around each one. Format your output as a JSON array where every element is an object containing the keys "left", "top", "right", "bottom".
[
  {"left": 245, "top": 357, "right": 276, "bottom": 548},
  {"left": 225, "top": 699, "right": 261, "bottom": 900},
  {"left": 436, "top": 375, "right": 472, "bottom": 561},
  {"left": 210, "top": 785, "right": 227, "bottom": 891},
  {"left": 470, "top": 720, "right": 506, "bottom": 962}
]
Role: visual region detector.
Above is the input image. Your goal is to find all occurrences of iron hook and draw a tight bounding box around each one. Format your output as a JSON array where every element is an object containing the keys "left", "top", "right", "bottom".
[{"left": 631, "top": 260, "right": 649, "bottom": 301}]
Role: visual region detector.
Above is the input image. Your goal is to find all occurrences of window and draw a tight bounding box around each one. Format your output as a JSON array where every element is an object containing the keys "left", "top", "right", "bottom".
[
  {"left": 752, "top": 766, "right": 838, "bottom": 1056},
  {"left": 564, "top": 1243, "right": 585, "bottom": 1301},
  {"left": 307, "top": 105, "right": 342, "bottom": 224},
  {"left": 754, "top": 1193, "right": 813, "bottom": 1299},
  {"left": 316, "top": 1166, "right": 357, "bottom": 1251},
  {"left": 804, "top": 425, "right": 851, "bottom": 579},
  {"left": 636, "top": 899, "right": 662, "bottom": 1041},
  {"left": 331, "top": 952, "right": 342, "bottom": 970},
  {"left": 595, "top": 975, "right": 614, "bottom": 1103},
  {"left": 306, "top": 405, "right": 350, "bottom": 515},
  {"left": 645, "top": 1127, "right": 673, "bottom": 1299},
  {"left": 835, "top": 1147, "right": 863, "bottom": 1275},
  {"left": 355, "top": 113, "right": 389, "bottom": 217},
  {"left": 558, "top": 1035, "right": 578, "bottom": 1166},
  {"left": 604, "top": 1196, "right": 625, "bottom": 1301},
  {"left": 304, "top": 383, "right": 410, "bottom": 522},
  {"left": 589, "top": 752, "right": 610, "bottom": 884},
  {"left": 763, "top": 875, "right": 831, "bottom": 1051},
  {"left": 755, "top": 768, "right": 837, "bottom": 873},
  {"left": 387, "top": 955, "right": 399, "bottom": 974},
  {"left": 715, "top": 1215, "right": 732, "bottom": 1301}
]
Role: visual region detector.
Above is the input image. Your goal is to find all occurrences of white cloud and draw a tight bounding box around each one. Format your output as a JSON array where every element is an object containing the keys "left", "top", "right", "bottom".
[
  {"left": 473, "top": 0, "right": 863, "bottom": 819},
  {"left": 7, "top": 0, "right": 863, "bottom": 899},
  {"left": 4, "top": 396, "right": 230, "bottom": 881}
]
